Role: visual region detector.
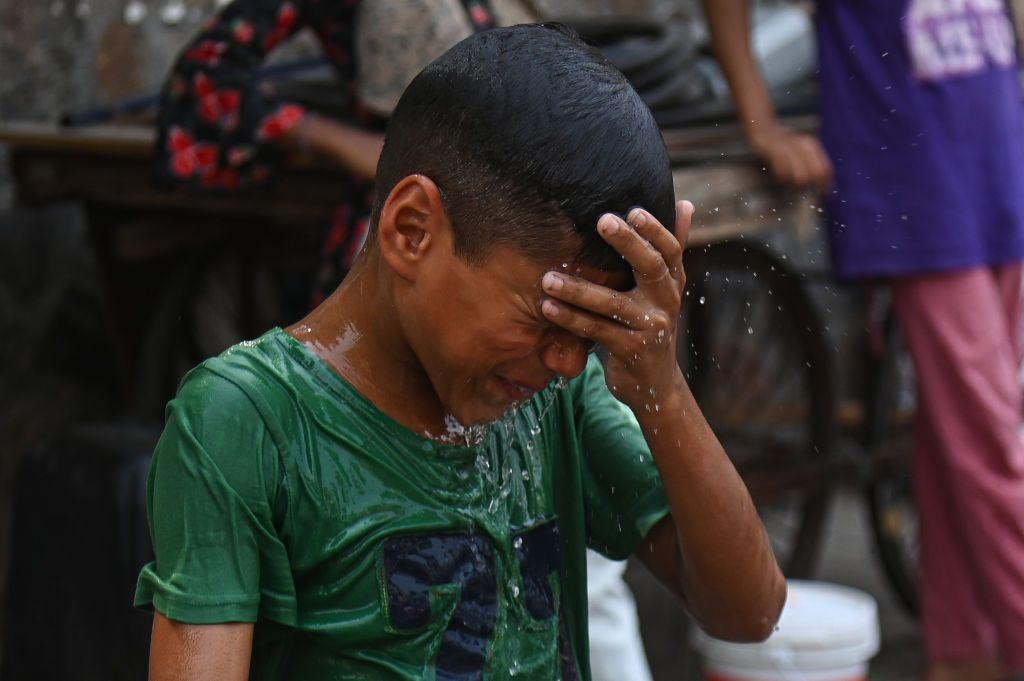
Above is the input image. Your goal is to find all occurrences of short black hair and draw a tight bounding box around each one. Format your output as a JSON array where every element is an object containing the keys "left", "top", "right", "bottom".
[{"left": 371, "top": 23, "right": 675, "bottom": 275}]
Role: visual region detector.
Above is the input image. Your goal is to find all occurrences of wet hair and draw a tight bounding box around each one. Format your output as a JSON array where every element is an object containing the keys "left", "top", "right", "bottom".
[{"left": 370, "top": 23, "right": 675, "bottom": 275}]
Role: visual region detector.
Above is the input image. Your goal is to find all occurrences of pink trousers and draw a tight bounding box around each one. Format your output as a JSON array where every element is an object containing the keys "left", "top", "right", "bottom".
[{"left": 891, "top": 263, "right": 1024, "bottom": 670}]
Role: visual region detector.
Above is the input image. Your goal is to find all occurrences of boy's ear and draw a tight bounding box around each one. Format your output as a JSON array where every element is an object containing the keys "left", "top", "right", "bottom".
[{"left": 377, "top": 174, "right": 451, "bottom": 281}]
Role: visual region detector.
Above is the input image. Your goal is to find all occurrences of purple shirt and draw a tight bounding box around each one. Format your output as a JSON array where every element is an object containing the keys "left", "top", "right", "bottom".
[{"left": 817, "top": 0, "right": 1024, "bottom": 280}]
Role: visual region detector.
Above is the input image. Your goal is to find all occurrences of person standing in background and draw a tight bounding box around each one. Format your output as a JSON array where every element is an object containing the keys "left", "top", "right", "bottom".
[
  {"left": 154, "top": 0, "right": 534, "bottom": 300},
  {"left": 703, "top": 2, "right": 1024, "bottom": 680}
]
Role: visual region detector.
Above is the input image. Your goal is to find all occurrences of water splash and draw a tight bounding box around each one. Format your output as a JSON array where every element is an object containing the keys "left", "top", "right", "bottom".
[
  {"left": 477, "top": 374, "right": 573, "bottom": 521},
  {"left": 439, "top": 413, "right": 490, "bottom": 448}
]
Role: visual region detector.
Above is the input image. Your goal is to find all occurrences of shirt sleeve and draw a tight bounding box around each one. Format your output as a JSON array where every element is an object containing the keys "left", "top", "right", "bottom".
[
  {"left": 153, "top": 0, "right": 355, "bottom": 191},
  {"left": 572, "top": 356, "right": 670, "bottom": 560},
  {"left": 134, "top": 367, "right": 296, "bottom": 625}
]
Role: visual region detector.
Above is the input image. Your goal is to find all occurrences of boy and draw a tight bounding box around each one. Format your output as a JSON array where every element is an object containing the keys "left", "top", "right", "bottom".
[{"left": 136, "top": 24, "right": 784, "bottom": 680}]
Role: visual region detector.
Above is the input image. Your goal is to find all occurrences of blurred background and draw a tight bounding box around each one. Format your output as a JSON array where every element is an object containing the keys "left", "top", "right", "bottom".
[{"left": 2, "top": 0, "right": 1022, "bottom": 678}]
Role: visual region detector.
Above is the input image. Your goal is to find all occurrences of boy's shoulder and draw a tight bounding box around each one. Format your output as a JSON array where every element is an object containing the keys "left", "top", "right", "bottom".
[
  {"left": 202, "top": 327, "right": 293, "bottom": 383},
  {"left": 171, "top": 328, "right": 301, "bottom": 441}
]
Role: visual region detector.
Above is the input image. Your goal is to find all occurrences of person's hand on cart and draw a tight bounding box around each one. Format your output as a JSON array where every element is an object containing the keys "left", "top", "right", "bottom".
[{"left": 748, "top": 122, "right": 833, "bottom": 191}]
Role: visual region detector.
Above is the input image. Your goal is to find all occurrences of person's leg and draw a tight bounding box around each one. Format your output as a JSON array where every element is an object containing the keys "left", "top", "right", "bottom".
[
  {"left": 912, "top": 408, "right": 1006, "bottom": 681},
  {"left": 993, "top": 262, "right": 1024, "bottom": 367},
  {"left": 892, "top": 268, "right": 999, "bottom": 665},
  {"left": 909, "top": 399, "right": 997, "bottom": 663},
  {"left": 892, "top": 265, "right": 1024, "bottom": 675}
]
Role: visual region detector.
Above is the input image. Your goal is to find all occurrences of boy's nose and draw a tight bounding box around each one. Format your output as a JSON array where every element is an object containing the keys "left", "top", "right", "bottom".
[{"left": 540, "top": 337, "right": 591, "bottom": 380}]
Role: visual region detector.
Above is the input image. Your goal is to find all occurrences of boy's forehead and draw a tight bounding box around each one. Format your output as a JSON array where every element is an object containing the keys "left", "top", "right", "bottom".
[
  {"left": 480, "top": 245, "right": 630, "bottom": 293},
  {"left": 564, "top": 261, "right": 632, "bottom": 291},
  {"left": 534, "top": 246, "right": 632, "bottom": 291}
]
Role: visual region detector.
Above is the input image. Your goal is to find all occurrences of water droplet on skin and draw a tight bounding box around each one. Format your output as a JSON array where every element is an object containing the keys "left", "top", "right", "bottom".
[{"left": 699, "top": 296, "right": 706, "bottom": 305}]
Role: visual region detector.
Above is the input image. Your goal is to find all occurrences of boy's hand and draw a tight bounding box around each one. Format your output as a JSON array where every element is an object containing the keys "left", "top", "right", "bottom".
[
  {"left": 544, "top": 200, "right": 787, "bottom": 641},
  {"left": 541, "top": 200, "right": 693, "bottom": 410}
]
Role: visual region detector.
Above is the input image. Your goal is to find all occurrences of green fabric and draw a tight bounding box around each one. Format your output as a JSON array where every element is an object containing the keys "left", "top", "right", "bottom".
[{"left": 135, "top": 328, "right": 669, "bottom": 680}]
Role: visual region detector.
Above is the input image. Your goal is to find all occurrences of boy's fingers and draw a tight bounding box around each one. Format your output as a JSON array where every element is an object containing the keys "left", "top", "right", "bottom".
[
  {"left": 674, "top": 201, "right": 693, "bottom": 281},
  {"left": 597, "top": 214, "right": 671, "bottom": 287},
  {"left": 541, "top": 298, "right": 621, "bottom": 348},
  {"left": 542, "top": 273, "right": 644, "bottom": 327},
  {"left": 628, "top": 207, "right": 685, "bottom": 287}
]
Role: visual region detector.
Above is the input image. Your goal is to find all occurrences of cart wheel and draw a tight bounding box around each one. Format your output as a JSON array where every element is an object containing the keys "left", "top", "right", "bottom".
[
  {"left": 863, "top": 310, "right": 920, "bottom": 616},
  {"left": 681, "top": 240, "right": 836, "bottom": 578}
]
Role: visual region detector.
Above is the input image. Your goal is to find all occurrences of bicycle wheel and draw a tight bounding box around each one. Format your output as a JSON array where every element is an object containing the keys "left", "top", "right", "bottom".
[
  {"left": 863, "top": 308, "right": 920, "bottom": 616},
  {"left": 681, "top": 240, "right": 836, "bottom": 578}
]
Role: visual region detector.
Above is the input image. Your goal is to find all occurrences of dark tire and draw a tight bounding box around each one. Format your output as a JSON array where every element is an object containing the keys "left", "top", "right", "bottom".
[
  {"left": 681, "top": 240, "right": 836, "bottom": 578},
  {"left": 862, "top": 309, "right": 920, "bottom": 616},
  {"left": 868, "top": 470, "right": 919, "bottom": 616}
]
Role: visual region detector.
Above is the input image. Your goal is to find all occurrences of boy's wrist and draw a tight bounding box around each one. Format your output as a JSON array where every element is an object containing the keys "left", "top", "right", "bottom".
[{"left": 627, "top": 369, "right": 691, "bottom": 429}]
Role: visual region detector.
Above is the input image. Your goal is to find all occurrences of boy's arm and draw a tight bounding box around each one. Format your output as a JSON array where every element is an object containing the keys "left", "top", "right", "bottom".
[
  {"left": 150, "top": 612, "right": 253, "bottom": 681},
  {"left": 628, "top": 381, "right": 783, "bottom": 643},
  {"left": 702, "top": 0, "right": 832, "bottom": 188},
  {"left": 135, "top": 371, "right": 292, "bottom": 676},
  {"left": 541, "top": 202, "right": 785, "bottom": 642}
]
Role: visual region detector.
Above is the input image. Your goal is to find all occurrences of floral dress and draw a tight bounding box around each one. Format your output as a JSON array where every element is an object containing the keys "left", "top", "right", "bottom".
[{"left": 154, "top": 0, "right": 498, "bottom": 299}]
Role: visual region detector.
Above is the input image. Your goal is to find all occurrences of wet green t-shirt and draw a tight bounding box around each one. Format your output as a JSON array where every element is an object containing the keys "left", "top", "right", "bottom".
[{"left": 135, "top": 328, "right": 668, "bottom": 680}]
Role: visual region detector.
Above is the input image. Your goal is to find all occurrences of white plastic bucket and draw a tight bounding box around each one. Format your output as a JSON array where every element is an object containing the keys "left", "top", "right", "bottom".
[{"left": 691, "top": 580, "right": 880, "bottom": 681}]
